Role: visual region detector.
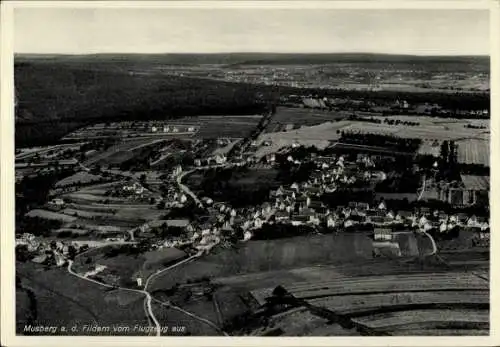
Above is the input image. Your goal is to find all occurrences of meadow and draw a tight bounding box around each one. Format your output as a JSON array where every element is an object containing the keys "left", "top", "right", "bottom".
[{"left": 16, "top": 262, "right": 148, "bottom": 335}]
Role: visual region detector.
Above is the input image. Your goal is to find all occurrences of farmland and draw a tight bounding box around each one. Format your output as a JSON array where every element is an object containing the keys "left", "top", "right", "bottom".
[
  {"left": 63, "top": 122, "right": 199, "bottom": 141},
  {"left": 248, "top": 271, "right": 488, "bottom": 336},
  {"left": 265, "top": 107, "right": 346, "bottom": 133},
  {"left": 25, "top": 209, "right": 77, "bottom": 223},
  {"left": 147, "top": 232, "right": 437, "bottom": 292},
  {"left": 55, "top": 172, "right": 105, "bottom": 188},
  {"left": 32, "top": 177, "right": 165, "bottom": 239},
  {"left": 456, "top": 139, "right": 489, "bottom": 166},
  {"left": 196, "top": 115, "right": 261, "bottom": 139},
  {"left": 252, "top": 114, "right": 489, "bottom": 165}
]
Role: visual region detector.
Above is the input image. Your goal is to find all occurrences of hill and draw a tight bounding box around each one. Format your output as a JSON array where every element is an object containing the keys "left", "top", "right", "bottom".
[{"left": 15, "top": 52, "right": 490, "bottom": 68}]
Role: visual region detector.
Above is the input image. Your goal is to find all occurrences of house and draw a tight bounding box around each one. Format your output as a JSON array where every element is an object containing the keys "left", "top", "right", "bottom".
[
  {"left": 214, "top": 154, "right": 227, "bottom": 165},
  {"left": 260, "top": 204, "right": 272, "bottom": 217},
  {"left": 326, "top": 215, "right": 337, "bottom": 229},
  {"left": 179, "top": 194, "right": 188, "bottom": 204},
  {"left": 201, "top": 197, "right": 214, "bottom": 205},
  {"left": 378, "top": 201, "right": 387, "bottom": 210},
  {"left": 48, "top": 198, "right": 65, "bottom": 210},
  {"left": 374, "top": 228, "right": 393, "bottom": 241},
  {"left": 461, "top": 175, "right": 489, "bottom": 206},
  {"left": 397, "top": 210, "right": 414, "bottom": 220},
  {"left": 369, "top": 216, "right": 390, "bottom": 225},
  {"left": 420, "top": 207, "right": 431, "bottom": 216},
  {"left": 275, "top": 211, "right": 290, "bottom": 222},
  {"left": 356, "top": 202, "right": 370, "bottom": 211},
  {"left": 438, "top": 212, "right": 449, "bottom": 221},
  {"left": 344, "top": 219, "right": 356, "bottom": 228},
  {"left": 418, "top": 215, "right": 428, "bottom": 226},
  {"left": 253, "top": 217, "right": 264, "bottom": 229},
  {"left": 456, "top": 213, "right": 469, "bottom": 224},
  {"left": 243, "top": 231, "right": 253, "bottom": 241},
  {"left": 366, "top": 209, "right": 386, "bottom": 218},
  {"left": 291, "top": 215, "right": 308, "bottom": 226}
]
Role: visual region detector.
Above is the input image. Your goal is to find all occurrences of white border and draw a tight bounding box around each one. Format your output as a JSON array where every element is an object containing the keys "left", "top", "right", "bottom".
[{"left": 1, "top": 1, "right": 498, "bottom": 346}]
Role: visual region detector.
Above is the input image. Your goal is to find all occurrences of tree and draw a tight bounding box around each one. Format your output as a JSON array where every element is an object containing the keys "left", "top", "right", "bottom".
[
  {"left": 440, "top": 140, "right": 449, "bottom": 166},
  {"left": 68, "top": 245, "right": 77, "bottom": 260},
  {"left": 15, "top": 245, "right": 32, "bottom": 262}
]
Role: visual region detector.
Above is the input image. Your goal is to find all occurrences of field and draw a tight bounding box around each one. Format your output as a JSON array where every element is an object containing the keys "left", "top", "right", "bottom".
[
  {"left": 16, "top": 262, "right": 148, "bottom": 335},
  {"left": 196, "top": 116, "right": 261, "bottom": 139},
  {"left": 460, "top": 175, "right": 490, "bottom": 191},
  {"left": 72, "top": 245, "right": 187, "bottom": 286},
  {"left": 254, "top": 114, "right": 490, "bottom": 165},
  {"left": 248, "top": 269, "right": 488, "bottom": 336},
  {"left": 265, "top": 107, "right": 346, "bottom": 133},
  {"left": 25, "top": 209, "right": 77, "bottom": 223},
  {"left": 29, "top": 178, "right": 165, "bottom": 238},
  {"left": 456, "top": 139, "right": 489, "bottom": 166},
  {"left": 151, "top": 302, "right": 221, "bottom": 336},
  {"left": 64, "top": 122, "right": 198, "bottom": 141},
  {"left": 148, "top": 232, "right": 438, "bottom": 292},
  {"left": 212, "top": 139, "right": 240, "bottom": 156},
  {"left": 55, "top": 172, "right": 105, "bottom": 187}
]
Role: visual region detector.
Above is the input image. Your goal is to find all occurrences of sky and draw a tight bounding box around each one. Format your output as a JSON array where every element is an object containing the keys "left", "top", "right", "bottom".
[{"left": 14, "top": 8, "right": 490, "bottom": 55}]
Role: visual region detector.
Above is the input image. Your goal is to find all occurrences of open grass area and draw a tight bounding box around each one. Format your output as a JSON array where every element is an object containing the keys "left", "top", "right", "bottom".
[
  {"left": 16, "top": 262, "right": 148, "bottom": 335},
  {"left": 196, "top": 117, "right": 260, "bottom": 139},
  {"left": 55, "top": 172, "right": 104, "bottom": 187},
  {"left": 72, "top": 246, "right": 187, "bottom": 286},
  {"left": 151, "top": 302, "right": 221, "bottom": 336},
  {"left": 266, "top": 107, "right": 346, "bottom": 132},
  {"left": 25, "top": 209, "right": 77, "bottom": 223},
  {"left": 149, "top": 234, "right": 376, "bottom": 291}
]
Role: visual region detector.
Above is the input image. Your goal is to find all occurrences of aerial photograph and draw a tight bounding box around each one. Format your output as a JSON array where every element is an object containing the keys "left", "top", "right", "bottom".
[{"left": 13, "top": 5, "right": 490, "bottom": 337}]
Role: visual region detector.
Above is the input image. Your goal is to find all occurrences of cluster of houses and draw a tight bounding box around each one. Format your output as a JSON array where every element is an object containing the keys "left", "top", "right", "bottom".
[
  {"left": 122, "top": 181, "right": 146, "bottom": 195},
  {"left": 15, "top": 233, "right": 89, "bottom": 267},
  {"left": 194, "top": 153, "right": 228, "bottom": 167},
  {"left": 150, "top": 124, "right": 197, "bottom": 133}
]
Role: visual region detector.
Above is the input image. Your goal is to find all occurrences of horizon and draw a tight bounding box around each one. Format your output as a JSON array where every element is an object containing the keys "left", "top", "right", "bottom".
[{"left": 14, "top": 52, "right": 490, "bottom": 58}]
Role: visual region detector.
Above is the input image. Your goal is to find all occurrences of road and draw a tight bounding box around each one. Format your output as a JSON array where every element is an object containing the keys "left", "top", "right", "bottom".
[
  {"left": 176, "top": 163, "right": 236, "bottom": 207},
  {"left": 417, "top": 174, "right": 427, "bottom": 201},
  {"left": 421, "top": 230, "right": 437, "bottom": 256},
  {"left": 66, "top": 258, "right": 162, "bottom": 336},
  {"left": 67, "top": 245, "right": 224, "bottom": 336}
]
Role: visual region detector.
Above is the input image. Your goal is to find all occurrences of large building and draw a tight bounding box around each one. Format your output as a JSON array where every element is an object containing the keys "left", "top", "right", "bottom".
[{"left": 461, "top": 175, "right": 489, "bottom": 206}]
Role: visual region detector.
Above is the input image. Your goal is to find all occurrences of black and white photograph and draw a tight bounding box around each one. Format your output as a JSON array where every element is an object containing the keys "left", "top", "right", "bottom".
[{"left": 1, "top": 0, "right": 497, "bottom": 344}]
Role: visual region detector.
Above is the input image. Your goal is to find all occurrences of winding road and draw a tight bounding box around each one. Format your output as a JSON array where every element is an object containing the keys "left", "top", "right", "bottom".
[
  {"left": 67, "top": 258, "right": 162, "bottom": 336},
  {"left": 67, "top": 245, "right": 225, "bottom": 336},
  {"left": 417, "top": 174, "right": 427, "bottom": 201}
]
